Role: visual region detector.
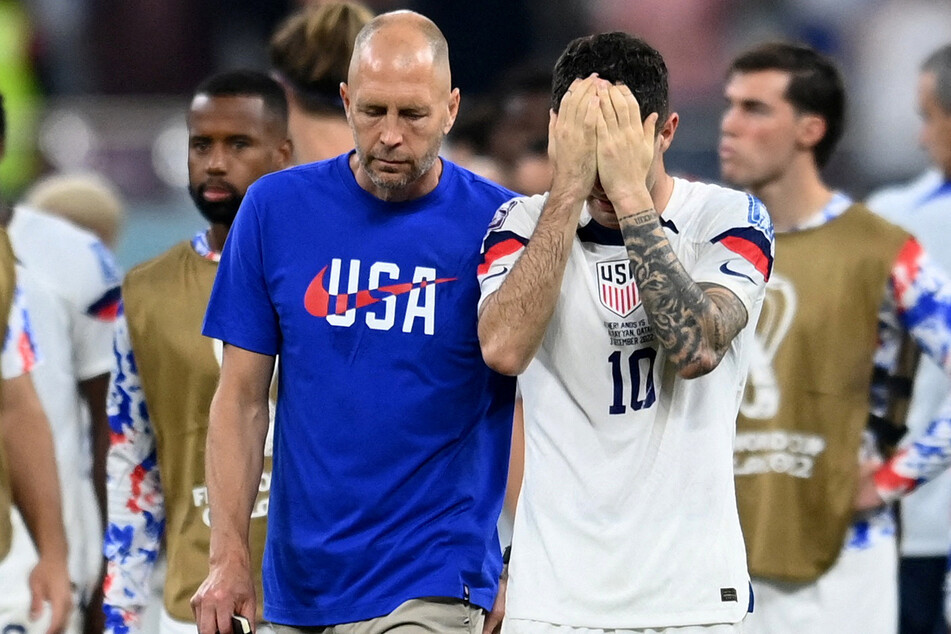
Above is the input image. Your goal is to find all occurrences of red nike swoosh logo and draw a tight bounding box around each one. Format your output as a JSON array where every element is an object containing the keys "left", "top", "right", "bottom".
[{"left": 303, "top": 266, "right": 457, "bottom": 317}]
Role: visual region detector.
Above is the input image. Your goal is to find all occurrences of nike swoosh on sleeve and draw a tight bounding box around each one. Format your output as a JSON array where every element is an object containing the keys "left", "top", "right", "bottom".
[
  {"left": 480, "top": 266, "right": 509, "bottom": 286},
  {"left": 719, "top": 262, "right": 755, "bottom": 284}
]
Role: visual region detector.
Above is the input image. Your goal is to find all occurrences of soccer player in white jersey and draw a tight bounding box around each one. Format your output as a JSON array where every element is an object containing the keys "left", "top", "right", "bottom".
[
  {"left": 0, "top": 208, "right": 121, "bottom": 634},
  {"left": 0, "top": 92, "right": 114, "bottom": 634},
  {"left": 478, "top": 32, "right": 773, "bottom": 633},
  {"left": 0, "top": 238, "right": 73, "bottom": 634},
  {"left": 0, "top": 109, "right": 122, "bottom": 634}
]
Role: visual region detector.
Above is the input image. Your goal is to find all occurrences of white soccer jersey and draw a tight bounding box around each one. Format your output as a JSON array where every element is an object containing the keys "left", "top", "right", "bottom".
[
  {"left": 479, "top": 178, "right": 773, "bottom": 629},
  {"left": 4, "top": 205, "right": 121, "bottom": 600}
]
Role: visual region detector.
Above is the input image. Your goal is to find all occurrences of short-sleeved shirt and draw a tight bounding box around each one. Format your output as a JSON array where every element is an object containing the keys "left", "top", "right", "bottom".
[
  {"left": 204, "top": 153, "right": 518, "bottom": 626},
  {"left": 479, "top": 180, "right": 773, "bottom": 629},
  {"left": 6, "top": 205, "right": 121, "bottom": 593}
]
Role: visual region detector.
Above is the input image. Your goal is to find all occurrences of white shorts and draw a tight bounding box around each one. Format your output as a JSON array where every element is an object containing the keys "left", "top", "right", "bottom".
[
  {"left": 502, "top": 619, "right": 745, "bottom": 633},
  {"left": 745, "top": 533, "right": 897, "bottom": 634}
]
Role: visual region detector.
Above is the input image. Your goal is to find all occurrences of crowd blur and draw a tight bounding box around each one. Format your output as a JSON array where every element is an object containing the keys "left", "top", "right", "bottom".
[{"left": 0, "top": 0, "right": 946, "bottom": 269}]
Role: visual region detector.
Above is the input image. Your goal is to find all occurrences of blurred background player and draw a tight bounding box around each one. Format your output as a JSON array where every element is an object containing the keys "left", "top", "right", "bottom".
[
  {"left": 23, "top": 172, "right": 125, "bottom": 250},
  {"left": 720, "top": 41, "right": 951, "bottom": 634},
  {"left": 0, "top": 106, "right": 74, "bottom": 634},
  {"left": 102, "top": 70, "right": 290, "bottom": 634},
  {"left": 0, "top": 91, "right": 122, "bottom": 634},
  {"left": 866, "top": 42, "right": 951, "bottom": 634},
  {"left": 268, "top": 0, "right": 373, "bottom": 164}
]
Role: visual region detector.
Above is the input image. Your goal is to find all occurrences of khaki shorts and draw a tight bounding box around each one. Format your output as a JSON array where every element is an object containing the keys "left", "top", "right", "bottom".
[
  {"left": 270, "top": 598, "right": 484, "bottom": 634},
  {"left": 159, "top": 609, "right": 276, "bottom": 634}
]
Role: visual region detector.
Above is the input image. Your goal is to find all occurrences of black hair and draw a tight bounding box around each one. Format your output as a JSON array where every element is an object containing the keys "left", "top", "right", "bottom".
[
  {"left": 551, "top": 32, "right": 668, "bottom": 123},
  {"left": 729, "top": 42, "right": 845, "bottom": 168},
  {"left": 192, "top": 70, "right": 289, "bottom": 131}
]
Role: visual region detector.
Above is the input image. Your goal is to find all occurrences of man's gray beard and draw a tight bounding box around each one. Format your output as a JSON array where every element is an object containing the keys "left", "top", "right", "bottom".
[{"left": 361, "top": 147, "right": 440, "bottom": 192}]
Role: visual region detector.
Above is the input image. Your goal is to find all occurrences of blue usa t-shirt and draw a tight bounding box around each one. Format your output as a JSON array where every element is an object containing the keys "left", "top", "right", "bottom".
[{"left": 203, "top": 153, "right": 517, "bottom": 626}]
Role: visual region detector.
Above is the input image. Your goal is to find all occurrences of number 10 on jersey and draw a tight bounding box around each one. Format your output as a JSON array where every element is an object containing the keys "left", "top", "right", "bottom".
[{"left": 608, "top": 347, "right": 657, "bottom": 414}]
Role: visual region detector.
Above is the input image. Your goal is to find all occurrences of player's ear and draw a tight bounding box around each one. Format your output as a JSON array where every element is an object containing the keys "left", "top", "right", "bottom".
[
  {"left": 656, "top": 112, "right": 679, "bottom": 153},
  {"left": 796, "top": 113, "right": 826, "bottom": 153},
  {"left": 276, "top": 137, "right": 293, "bottom": 169},
  {"left": 443, "top": 88, "right": 461, "bottom": 135},
  {"left": 340, "top": 82, "right": 352, "bottom": 123}
]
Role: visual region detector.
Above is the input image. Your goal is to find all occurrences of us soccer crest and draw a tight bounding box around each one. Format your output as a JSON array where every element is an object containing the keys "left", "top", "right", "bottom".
[{"left": 597, "top": 259, "right": 640, "bottom": 317}]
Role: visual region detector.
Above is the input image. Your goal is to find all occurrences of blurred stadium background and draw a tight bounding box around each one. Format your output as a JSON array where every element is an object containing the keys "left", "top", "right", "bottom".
[{"left": 1, "top": 0, "right": 948, "bottom": 269}]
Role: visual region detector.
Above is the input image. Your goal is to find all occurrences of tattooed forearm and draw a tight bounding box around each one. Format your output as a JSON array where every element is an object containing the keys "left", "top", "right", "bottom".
[
  {"left": 619, "top": 210, "right": 748, "bottom": 377},
  {"left": 700, "top": 283, "right": 749, "bottom": 351},
  {"left": 617, "top": 211, "right": 657, "bottom": 226}
]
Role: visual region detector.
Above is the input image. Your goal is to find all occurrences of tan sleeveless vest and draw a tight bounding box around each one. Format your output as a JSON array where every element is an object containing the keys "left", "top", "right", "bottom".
[
  {"left": 0, "top": 229, "right": 18, "bottom": 560},
  {"left": 122, "top": 241, "right": 270, "bottom": 621},
  {"left": 735, "top": 204, "right": 910, "bottom": 582}
]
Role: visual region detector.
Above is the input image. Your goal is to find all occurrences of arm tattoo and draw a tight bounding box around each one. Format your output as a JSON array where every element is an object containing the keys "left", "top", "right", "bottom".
[
  {"left": 617, "top": 211, "right": 657, "bottom": 227},
  {"left": 698, "top": 283, "right": 749, "bottom": 353},
  {"left": 619, "top": 211, "right": 748, "bottom": 372}
]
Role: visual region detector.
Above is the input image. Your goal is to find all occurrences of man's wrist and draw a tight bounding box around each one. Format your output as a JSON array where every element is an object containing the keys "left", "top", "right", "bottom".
[
  {"left": 209, "top": 539, "right": 252, "bottom": 569},
  {"left": 611, "top": 189, "right": 655, "bottom": 220},
  {"left": 617, "top": 210, "right": 658, "bottom": 226},
  {"left": 35, "top": 534, "right": 69, "bottom": 563},
  {"left": 548, "top": 177, "right": 591, "bottom": 207},
  {"left": 500, "top": 545, "right": 510, "bottom": 582}
]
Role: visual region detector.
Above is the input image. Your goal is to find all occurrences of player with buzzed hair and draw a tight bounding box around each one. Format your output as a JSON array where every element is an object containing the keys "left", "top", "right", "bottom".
[
  {"left": 103, "top": 69, "right": 291, "bottom": 634},
  {"left": 192, "top": 10, "right": 518, "bottom": 634}
]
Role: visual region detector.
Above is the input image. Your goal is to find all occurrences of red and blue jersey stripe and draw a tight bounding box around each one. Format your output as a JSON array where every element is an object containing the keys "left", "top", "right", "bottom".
[{"left": 710, "top": 226, "right": 773, "bottom": 282}]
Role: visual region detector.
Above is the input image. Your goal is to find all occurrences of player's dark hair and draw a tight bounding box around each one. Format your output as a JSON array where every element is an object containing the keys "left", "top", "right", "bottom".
[
  {"left": 728, "top": 42, "right": 845, "bottom": 168},
  {"left": 269, "top": 1, "right": 373, "bottom": 114},
  {"left": 192, "top": 70, "right": 289, "bottom": 132},
  {"left": 551, "top": 32, "right": 668, "bottom": 124},
  {"left": 922, "top": 44, "right": 951, "bottom": 113}
]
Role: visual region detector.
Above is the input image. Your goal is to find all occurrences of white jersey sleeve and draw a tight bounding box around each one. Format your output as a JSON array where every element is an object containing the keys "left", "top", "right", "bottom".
[
  {"left": 687, "top": 192, "right": 774, "bottom": 316},
  {"left": 70, "top": 240, "right": 122, "bottom": 380},
  {"left": 9, "top": 206, "right": 121, "bottom": 381},
  {"left": 477, "top": 194, "right": 546, "bottom": 311}
]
